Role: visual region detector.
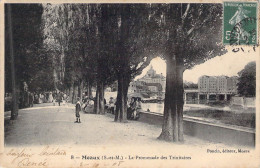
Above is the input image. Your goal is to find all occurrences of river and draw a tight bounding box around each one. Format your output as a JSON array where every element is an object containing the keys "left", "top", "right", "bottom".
[
  {"left": 104, "top": 92, "right": 210, "bottom": 114},
  {"left": 142, "top": 102, "right": 164, "bottom": 114},
  {"left": 141, "top": 101, "right": 215, "bottom": 114}
]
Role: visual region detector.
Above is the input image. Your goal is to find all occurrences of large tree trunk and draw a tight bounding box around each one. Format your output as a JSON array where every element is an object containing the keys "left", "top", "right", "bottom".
[
  {"left": 99, "top": 82, "right": 105, "bottom": 114},
  {"left": 87, "top": 80, "right": 93, "bottom": 98},
  {"left": 176, "top": 63, "right": 184, "bottom": 141},
  {"left": 158, "top": 55, "right": 184, "bottom": 142},
  {"left": 120, "top": 76, "right": 129, "bottom": 122},
  {"left": 114, "top": 81, "right": 121, "bottom": 122},
  {"left": 114, "top": 73, "right": 130, "bottom": 122},
  {"left": 94, "top": 82, "right": 105, "bottom": 114},
  {"left": 7, "top": 4, "right": 18, "bottom": 120}
]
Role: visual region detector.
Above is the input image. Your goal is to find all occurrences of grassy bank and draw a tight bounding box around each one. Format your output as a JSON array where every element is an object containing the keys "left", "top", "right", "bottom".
[{"left": 183, "top": 109, "right": 255, "bottom": 128}]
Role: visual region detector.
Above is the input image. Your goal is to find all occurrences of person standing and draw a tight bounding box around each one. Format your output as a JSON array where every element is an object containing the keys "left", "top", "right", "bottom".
[
  {"left": 63, "top": 93, "right": 67, "bottom": 106},
  {"left": 56, "top": 91, "right": 63, "bottom": 106},
  {"left": 34, "top": 94, "right": 37, "bottom": 104},
  {"left": 66, "top": 95, "right": 70, "bottom": 103},
  {"left": 135, "top": 98, "right": 142, "bottom": 119},
  {"left": 23, "top": 82, "right": 29, "bottom": 107},
  {"left": 49, "top": 92, "right": 53, "bottom": 103},
  {"left": 28, "top": 92, "right": 34, "bottom": 107},
  {"left": 75, "top": 97, "right": 81, "bottom": 123},
  {"left": 108, "top": 97, "right": 115, "bottom": 114},
  {"left": 38, "top": 93, "right": 42, "bottom": 104}
]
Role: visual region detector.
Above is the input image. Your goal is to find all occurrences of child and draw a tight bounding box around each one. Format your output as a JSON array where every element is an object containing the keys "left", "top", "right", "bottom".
[{"left": 75, "top": 97, "right": 81, "bottom": 123}]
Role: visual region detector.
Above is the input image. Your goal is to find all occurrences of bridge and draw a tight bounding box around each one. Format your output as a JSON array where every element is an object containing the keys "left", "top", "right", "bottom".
[{"left": 184, "top": 89, "right": 234, "bottom": 101}]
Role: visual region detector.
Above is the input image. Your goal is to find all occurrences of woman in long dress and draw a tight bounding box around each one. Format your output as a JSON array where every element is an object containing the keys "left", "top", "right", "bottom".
[
  {"left": 38, "top": 93, "right": 42, "bottom": 104},
  {"left": 49, "top": 92, "right": 53, "bottom": 103}
]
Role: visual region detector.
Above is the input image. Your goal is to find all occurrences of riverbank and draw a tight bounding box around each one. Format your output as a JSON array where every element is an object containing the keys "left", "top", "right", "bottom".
[{"left": 141, "top": 102, "right": 255, "bottom": 128}]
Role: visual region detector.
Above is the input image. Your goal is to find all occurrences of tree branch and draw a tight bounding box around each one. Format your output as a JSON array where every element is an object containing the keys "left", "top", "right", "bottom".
[
  {"left": 181, "top": 4, "right": 190, "bottom": 22},
  {"left": 187, "top": 16, "right": 210, "bottom": 36}
]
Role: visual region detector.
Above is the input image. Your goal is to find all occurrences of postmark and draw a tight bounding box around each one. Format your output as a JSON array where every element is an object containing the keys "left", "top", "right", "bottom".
[
  {"left": 223, "top": 1, "right": 258, "bottom": 45},
  {"left": 230, "top": 17, "right": 257, "bottom": 45}
]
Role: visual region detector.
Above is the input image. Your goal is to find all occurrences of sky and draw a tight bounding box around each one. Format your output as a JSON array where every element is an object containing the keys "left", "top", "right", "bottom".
[{"left": 135, "top": 46, "right": 257, "bottom": 83}]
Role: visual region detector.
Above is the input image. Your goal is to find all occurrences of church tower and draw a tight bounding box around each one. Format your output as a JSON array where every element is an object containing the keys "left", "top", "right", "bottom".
[{"left": 146, "top": 65, "right": 156, "bottom": 77}]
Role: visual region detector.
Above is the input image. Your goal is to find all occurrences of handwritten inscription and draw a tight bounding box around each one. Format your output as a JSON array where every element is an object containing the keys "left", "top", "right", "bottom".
[
  {"left": 79, "top": 161, "right": 124, "bottom": 168},
  {"left": 39, "top": 146, "right": 66, "bottom": 156},
  {"left": 7, "top": 149, "right": 34, "bottom": 163},
  {"left": 17, "top": 158, "right": 47, "bottom": 167},
  {"left": 5, "top": 146, "right": 66, "bottom": 167}
]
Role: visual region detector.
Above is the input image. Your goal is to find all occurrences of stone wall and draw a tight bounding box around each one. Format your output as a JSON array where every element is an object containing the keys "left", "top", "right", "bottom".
[{"left": 230, "top": 96, "right": 255, "bottom": 108}]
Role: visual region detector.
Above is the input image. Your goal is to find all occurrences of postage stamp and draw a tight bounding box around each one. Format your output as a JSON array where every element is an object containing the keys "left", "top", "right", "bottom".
[{"left": 223, "top": 2, "right": 258, "bottom": 45}]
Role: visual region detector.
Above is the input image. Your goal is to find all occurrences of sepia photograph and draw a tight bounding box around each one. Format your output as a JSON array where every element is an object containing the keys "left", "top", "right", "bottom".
[{"left": 0, "top": 1, "right": 259, "bottom": 167}]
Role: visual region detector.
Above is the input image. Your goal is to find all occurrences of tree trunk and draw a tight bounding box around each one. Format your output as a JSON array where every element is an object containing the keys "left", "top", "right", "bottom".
[
  {"left": 7, "top": 4, "right": 18, "bottom": 120},
  {"left": 120, "top": 77, "right": 130, "bottom": 122},
  {"left": 87, "top": 80, "right": 93, "bottom": 98},
  {"left": 94, "top": 83, "right": 101, "bottom": 114},
  {"left": 69, "top": 86, "right": 73, "bottom": 102},
  {"left": 78, "top": 80, "right": 83, "bottom": 101},
  {"left": 89, "top": 86, "right": 93, "bottom": 98},
  {"left": 114, "top": 81, "right": 121, "bottom": 122},
  {"left": 176, "top": 64, "right": 184, "bottom": 141},
  {"left": 158, "top": 55, "right": 184, "bottom": 142},
  {"left": 94, "top": 81, "right": 105, "bottom": 114},
  {"left": 99, "top": 82, "right": 105, "bottom": 114},
  {"left": 115, "top": 73, "right": 130, "bottom": 122},
  {"left": 72, "top": 83, "right": 76, "bottom": 104}
]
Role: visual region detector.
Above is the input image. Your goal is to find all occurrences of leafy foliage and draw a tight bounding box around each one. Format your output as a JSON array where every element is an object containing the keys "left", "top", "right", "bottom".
[
  {"left": 237, "top": 61, "right": 256, "bottom": 97},
  {"left": 5, "top": 4, "right": 53, "bottom": 93},
  {"left": 148, "top": 4, "right": 226, "bottom": 68}
]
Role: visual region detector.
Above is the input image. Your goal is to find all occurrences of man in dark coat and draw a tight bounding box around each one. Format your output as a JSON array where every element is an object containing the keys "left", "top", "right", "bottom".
[
  {"left": 56, "top": 92, "right": 63, "bottom": 106},
  {"left": 29, "top": 92, "right": 34, "bottom": 107}
]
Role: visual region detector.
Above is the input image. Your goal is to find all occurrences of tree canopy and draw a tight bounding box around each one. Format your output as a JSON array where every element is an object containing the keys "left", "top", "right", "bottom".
[
  {"left": 237, "top": 61, "right": 256, "bottom": 97},
  {"left": 5, "top": 4, "right": 53, "bottom": 93}
]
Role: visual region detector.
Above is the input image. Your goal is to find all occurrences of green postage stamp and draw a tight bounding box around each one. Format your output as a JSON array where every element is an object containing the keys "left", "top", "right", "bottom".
[{"left": 223, "top": 1, "right": 258, "bottom": 45}]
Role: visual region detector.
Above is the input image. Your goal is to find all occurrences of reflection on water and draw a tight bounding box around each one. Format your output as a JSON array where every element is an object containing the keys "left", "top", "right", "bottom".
[{"left": 142, "top": 103, "right": 164, "bottom": 114}]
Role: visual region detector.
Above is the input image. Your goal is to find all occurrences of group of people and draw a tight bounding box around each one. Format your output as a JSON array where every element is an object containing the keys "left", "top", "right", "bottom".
[
  {"left": 82, "top": 95, "right": 95, "bottom": 112},
  {"left": 106, "top": 96, "right": 142, "bottom": 120},
  {"left": 52, "top": 91, "right": 70, "bottom": 106},
  {"left": 74, "top": 94, "right": 142, "bottom": 122},
  {"left": 19, "top": 91, "right": 49, "bottom": 108},
  {"left": 107, "top": 97, "right": 116, "bottom": 114},
  {"left": 127, "top": 97, "right": 142, "bottom": 120},
  {"left": 33, "top": 92, "right": 53, "bottom": 104},
  {"left": 32, "top": 91, "right": 69, "bottom": 106},
  {"left": 24, "top": 91, "right": 70, "bottom": 108}
]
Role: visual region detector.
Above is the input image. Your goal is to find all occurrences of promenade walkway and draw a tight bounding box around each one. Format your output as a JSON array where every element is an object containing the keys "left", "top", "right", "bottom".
[
  {"left": 4, "top": 103, "right": 247, "bottom": 148},
  {"left": 3, "top": 103, "right": 258, "bottom": 168}
]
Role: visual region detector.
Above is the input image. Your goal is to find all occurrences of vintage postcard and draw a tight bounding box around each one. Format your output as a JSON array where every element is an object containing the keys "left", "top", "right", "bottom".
[{"left": 0, "top": 0, "right": 259, "bottom": 167}]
